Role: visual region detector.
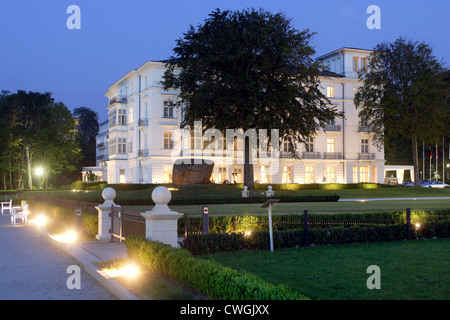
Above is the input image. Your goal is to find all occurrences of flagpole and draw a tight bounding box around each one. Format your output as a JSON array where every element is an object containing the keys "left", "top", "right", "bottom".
[
  {"left": 436, "top": 143, "right": 438, "bottom": 181},
  {"left": 430, "top": 147, "right": 432, "bottom": 181},
  {"left": 422, "top": 141, "right": 425, "bottom": 180}
]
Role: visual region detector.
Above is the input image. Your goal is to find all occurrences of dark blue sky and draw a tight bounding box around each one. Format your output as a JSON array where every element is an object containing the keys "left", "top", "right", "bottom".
[{"left": 1, "top": 0, "right": 448, "bottom": 122}]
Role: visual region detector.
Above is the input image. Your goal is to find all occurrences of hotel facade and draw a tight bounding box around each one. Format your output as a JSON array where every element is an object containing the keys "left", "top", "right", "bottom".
[{"left": 83, "top": 47, "right": 385, "bottom": 185}]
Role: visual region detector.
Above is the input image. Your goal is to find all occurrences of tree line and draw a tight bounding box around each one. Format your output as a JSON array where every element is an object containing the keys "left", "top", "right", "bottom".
[{"left": 0, "top": 90, "right": 99, "bottom": 190}]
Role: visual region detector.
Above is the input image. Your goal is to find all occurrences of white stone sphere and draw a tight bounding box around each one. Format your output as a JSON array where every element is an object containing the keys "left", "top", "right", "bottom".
[
  {"left": 152, "top": 186, "right": 172, "bottom": 204},
  {"left": 102, "top": 187, "right": 116, "bottom": 201},
  {"left": 268, "top": 185, "right": 273, "bottom": 190}
]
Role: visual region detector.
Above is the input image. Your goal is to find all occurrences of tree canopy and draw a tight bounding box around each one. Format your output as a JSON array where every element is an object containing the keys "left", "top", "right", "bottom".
[
  {"left": 0, "top": 90, "right": 82, "bottom": 189},
  {"left": 355, "top": 37, "right": 450, "bottom": 185},
  {"left": 162, "top": 8, "right": 340, "bottom": 188}
]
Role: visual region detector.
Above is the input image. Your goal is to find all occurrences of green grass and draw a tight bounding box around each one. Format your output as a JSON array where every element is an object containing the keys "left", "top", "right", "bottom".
[{"left": 206, "top": 238, "right": 450, "bottom": 300}]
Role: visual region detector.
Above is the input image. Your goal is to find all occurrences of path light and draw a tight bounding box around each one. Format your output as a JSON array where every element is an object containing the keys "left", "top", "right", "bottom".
[
  {"left": 244, "top": 231, "right": 252, "bottom": 237},
  {"left": 53, "top": 231, "right": 77, "bottom": 243},
  {"left": 35, "top": 167, "right": 44, "bottom": 176},
  {"left": 102, "top": 264, "right": 140, "bottom": 278},
  {"left": 415, "top": 223, "right": 421, "bottom": 229},
  {"left": 30, "top": 215, "right": 47, "bottom": 227}
]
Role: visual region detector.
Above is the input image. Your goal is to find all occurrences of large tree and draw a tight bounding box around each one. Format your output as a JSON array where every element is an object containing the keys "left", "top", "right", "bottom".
[
  {"left": 355, "top": 38, "right": 450, "bottom": 186},
  {"left": 73, "top": 107, "right": 99, "bottom": 169},
  {"left": 162, "top": 8, "right": 339, "bottom": 188}
]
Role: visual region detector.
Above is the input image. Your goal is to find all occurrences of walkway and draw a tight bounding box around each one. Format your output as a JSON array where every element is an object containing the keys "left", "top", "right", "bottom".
[{"left": 0, "top": 215, "right": 134, "bottom": 300}]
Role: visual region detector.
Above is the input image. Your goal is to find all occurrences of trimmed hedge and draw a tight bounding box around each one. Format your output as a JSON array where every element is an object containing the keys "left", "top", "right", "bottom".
[
  {"left": 125, "top": 236, "right": 309, "bottom": 300},
  {"left": 185, "top": 220, "right": 450, "bottom": 255}
]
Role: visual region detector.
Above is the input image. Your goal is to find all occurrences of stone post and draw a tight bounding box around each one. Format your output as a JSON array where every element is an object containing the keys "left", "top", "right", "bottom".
[
  {"left": 95, "top": 187, "right": 119, "bottom": 242},
  {"left": 140, "top": 186, "right": 183, "bottom": 248},
  {"left": 266, "top": 185, "right": 274, "bottom": 197}
]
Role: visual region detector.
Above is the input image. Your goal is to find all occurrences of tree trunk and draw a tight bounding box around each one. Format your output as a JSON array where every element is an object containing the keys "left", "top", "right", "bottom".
[
  {"left": 26, "top": 144, "right": 33, "bottom": 189},
  {"left": 244, "top": 137, "right": 255, "bottom": 189},
  {"left": 412, "top": 136, "right": 421, "bottom": 186}
]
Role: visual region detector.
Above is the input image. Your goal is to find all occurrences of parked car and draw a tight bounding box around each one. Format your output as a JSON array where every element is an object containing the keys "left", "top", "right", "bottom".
[
  {"left": 401, "top": 180, "right": 415, "bottom": 187},
  {"left": 420, "top": 180, "right": 432, "bottom": 187},
  {"left": 426, "top": 181, "right": 449, "bottom": 188}
]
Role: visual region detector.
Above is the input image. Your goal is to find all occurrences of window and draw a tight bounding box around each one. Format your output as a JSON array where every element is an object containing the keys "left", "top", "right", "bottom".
[
  {"left": 360, "top": 57, "right": 367, "bottom": 71},
  {"left": 260, "top": 166, "right": 269, "bottom": 183},
  {"left": 283, "top": 139, "right": 293, "bottom": 153},
  {"left": 305, "top": 137, "right": 314, "bottom": 152},
  {"left": 232, "top": 167, "right": 243, "bottom": 183},
  {"left": 352, "top": 56, "right": 359, "bottom": 72},
  {"left": 163, "top": 101, "right": 174, "bottom": 118},
  {"left": 119, "top": 169, "right": 126, "bottom": 184},
  {"left": 282, "top": 166, "right": 292, "bottom": 184},
  {"left": 109, "top": 138, "right": 117, "bottom": 155},
  {"left": 360, "top": 166, "right": 369, "bottom": 183},
  {"left": 118, "top": 138, "right": 126, "bottom": 153},
  {"left": 163, "top": 167, "right": 172, "bottom": 183},
  {"left": 109, "top": 110, "right": 116, "bottom": 127},
  {"left": 326, "top": 86, "right": 335, "bottom": 98},
  {"left": 163, "top": 132, "right": 173, "bottom": 149},
  {"left": 118, "top": 109, "right": 126, "bottom": 125},
  {"left": 218, "top": 167, "right": 227, "bottom": 183},
  {"left": 327, "top": 138, "right": 335, "bottom": 153},
  {"left": 305, "top": 166, "right": 314, "bottom": 184},
  {"left": 361, "top": 139, "right": 369, "bottom": 153},
  {"left": 325, "top": 167, "right": 335, "bottom": 183}
]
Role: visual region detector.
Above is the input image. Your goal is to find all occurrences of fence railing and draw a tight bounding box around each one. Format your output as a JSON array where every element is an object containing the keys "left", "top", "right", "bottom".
[
  {"left": 110, "top": 205, "right": 145, "bottom": 242},
  {"left": 182, "top": 207, "right": 450, "bottom": 253}
]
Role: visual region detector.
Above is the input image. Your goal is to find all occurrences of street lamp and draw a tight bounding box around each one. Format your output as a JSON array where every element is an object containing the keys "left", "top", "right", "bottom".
[{"left": 35, "top": 167, "right": 44, "bottom": 189}]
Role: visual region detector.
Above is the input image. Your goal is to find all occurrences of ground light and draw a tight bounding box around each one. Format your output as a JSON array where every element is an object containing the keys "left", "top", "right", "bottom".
[
  {"left": 29, "top": 215, "right": 47, "bottom": 227},
  {"left": 52, "top": 231, "right": 77, "bottom": 243},
  {"left": 102, "top": 264, "right": 140, "bottom": 279}
]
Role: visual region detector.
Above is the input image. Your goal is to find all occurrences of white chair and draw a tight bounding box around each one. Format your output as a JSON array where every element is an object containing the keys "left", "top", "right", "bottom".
[
  {"left": 11, "top": 203, "right": 29, "bottom": 226},
  {"left": 1, "top": 199, "right": 12, "bottom": 215}
]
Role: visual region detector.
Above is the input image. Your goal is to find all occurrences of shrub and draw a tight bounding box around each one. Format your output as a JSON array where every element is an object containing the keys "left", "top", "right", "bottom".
[{"left": 125, "top": 236, "right": 309, "bottom": 300}]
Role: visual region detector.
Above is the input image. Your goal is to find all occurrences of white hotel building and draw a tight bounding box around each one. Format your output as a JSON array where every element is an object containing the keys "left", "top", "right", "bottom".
[{"left": 87, "top": 47, "right": 384, "bottom": 185}]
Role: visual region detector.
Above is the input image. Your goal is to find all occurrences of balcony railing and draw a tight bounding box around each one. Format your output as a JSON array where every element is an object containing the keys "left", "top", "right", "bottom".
[
  {"left": 302, "top": 152, "right": 321, "bottom": 159},
  {"left": 109, "top": 95, "right": 128, "bottom": 105},
  {"left": 138, "top": 149, "right": 149, "bottom": 157},
  {"left": 324, "top": 152, "right": 343, "bottom": 159},
  {"left": 324, "top": 124, "right": 341, "bottom": 132},
  {"left": 358, "top": 126, "right": 372, "bottom": 132},
  {"left": 358, "top": 153, "right": 376, "bottom": 160},
  {"left": 138, "top": 118, "right": 148, "bottom": 127},
  {"left": 97, "top": 142, "right": 106, "bottom": 148}
]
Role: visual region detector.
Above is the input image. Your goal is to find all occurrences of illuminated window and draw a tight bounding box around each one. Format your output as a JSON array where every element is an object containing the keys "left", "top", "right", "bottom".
[
  {"left": 353, "top": 166, "right": 358, "bottom": 183},
  {"left": 260, "top": 166, "right": 269, "bottom": 183},
  {"left": 119, "top": 169, "right": 126, "bottom": 184},
  {"left": 282, "top": 166, "right": 292, "bottom": 184},
  {"left": 218, "top": 167, "right": 227, "bottom": 183},
  {"left": 163, "top": 132, "right": 173, "bottom": 149},
  {"left": 326, "top": 167, "right": 335, "bottom": 183},
  {"left": 163, "top": 167, "right": 172, "bottom": 183},
  {"left": 305, "top": 166, "right": 314, "bottom": 184},
  {"left": 326, "top": 86, "right": 335, "bottom": 98},
  {"left": 327, "top": 138, "right": 335, "bottom": 153},
  {"left": 232, "top": 167, "right": 243, "bottom": 183},
  {"left": 360, "top": 166, "right": 369, "bottom": 183},
  {"left": 352, "top": 57, "right": 359, "bottom": 72}
]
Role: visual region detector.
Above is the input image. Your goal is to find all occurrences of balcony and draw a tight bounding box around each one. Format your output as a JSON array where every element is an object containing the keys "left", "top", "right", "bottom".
[
  {"left": 358, "top": 153, "right": 376, "bottom": 160},
  {"left": 97, "top": 142, "right": 106, "bottom": 149},
  {"left": 96, "top": 155, "right": 106, "bottom": 160},
  {"left": 138, "top": 118, "right": 148, "bottom": 127},
  {"left": 324, "top": 124, "right": 341, "bottom": 132},
  {"left": 302, "top": 152, "right": 321, "bottom": 159},
  {"left": 109, "top": 95, "right": 127, "bottom": 105},
  {"left": 358, "top": 126, "right": 372, "bottom": 133},
  {"left": 138, "top": 149, "right": 149, "bottom": 157},
  {"left": 324, "top": 152, "right": 343, "bottom": 159}
]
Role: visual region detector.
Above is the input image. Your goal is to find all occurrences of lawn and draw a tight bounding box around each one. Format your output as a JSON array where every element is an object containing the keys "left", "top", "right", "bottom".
[{"left": 207, "top": 238, "right": 450, "bottom": 300}]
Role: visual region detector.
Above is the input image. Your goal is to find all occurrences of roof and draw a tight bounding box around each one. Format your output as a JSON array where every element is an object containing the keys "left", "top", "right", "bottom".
[{"left": 316, "top": 47, "right": 372, "bottom": 60}]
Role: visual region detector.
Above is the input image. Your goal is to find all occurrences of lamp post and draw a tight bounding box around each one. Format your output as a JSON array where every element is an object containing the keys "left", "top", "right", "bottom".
[{"left": 35, "top": 167, "right": 44, "bottom": 189}]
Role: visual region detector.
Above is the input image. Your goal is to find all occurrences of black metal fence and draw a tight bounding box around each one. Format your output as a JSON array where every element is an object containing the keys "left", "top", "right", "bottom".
[
  {"left": 110, "top": 205, "right": 145, "bottom": 242},
  {"left": 182, "top": 207, "right": 450, "bottom": 252}
]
